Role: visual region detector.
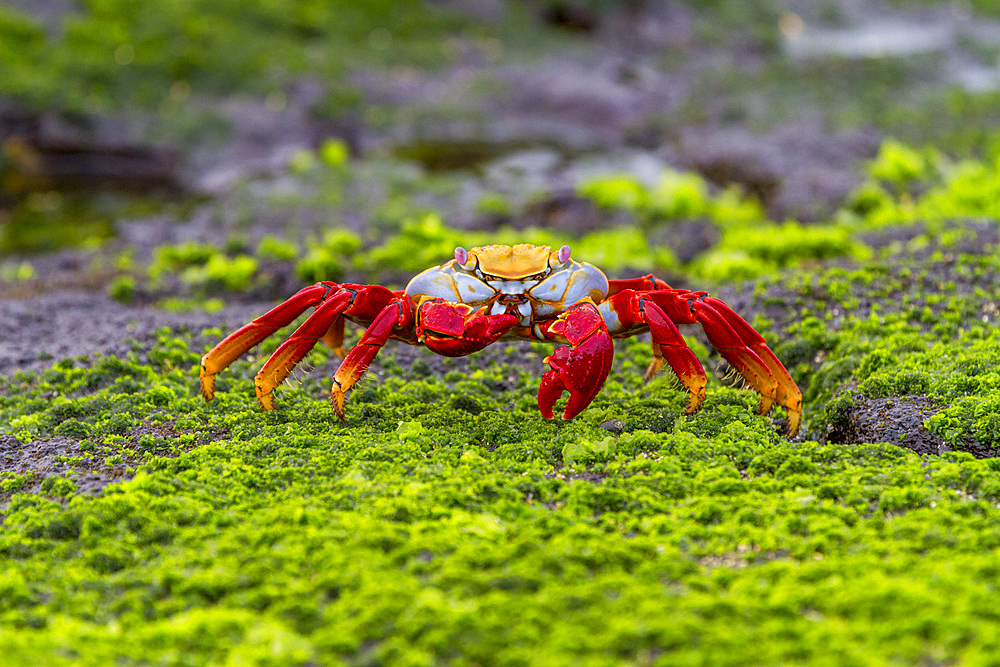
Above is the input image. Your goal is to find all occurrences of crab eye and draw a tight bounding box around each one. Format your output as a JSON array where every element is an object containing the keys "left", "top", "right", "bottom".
[
  {"left": 454, "top": 246, "right": 468, "bottom": 265},
  {"left": 558, "top": 245, "right": 571, "bottom": 263}
]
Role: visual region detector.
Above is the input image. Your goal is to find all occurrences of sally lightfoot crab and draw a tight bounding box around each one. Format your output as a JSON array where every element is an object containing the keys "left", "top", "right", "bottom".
[{"left": 200, "top": 244, "right": 802, "bottom": 434}]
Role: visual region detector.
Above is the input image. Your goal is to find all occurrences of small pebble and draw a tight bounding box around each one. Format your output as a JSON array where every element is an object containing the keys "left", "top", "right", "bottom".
[{"left": 599, "top": 419, "right": 625, "bottom": 435}]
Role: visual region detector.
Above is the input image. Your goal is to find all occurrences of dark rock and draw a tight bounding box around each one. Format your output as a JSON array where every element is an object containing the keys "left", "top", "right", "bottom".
[
  {"left": 678, "top": 123, "right": 881, "bottom": 222},
  {"left": 825, "top": 395, "right": 998, "bottom": 458},
  {"left": 599, "top": 419, "right": 625, "bottom": 435}
]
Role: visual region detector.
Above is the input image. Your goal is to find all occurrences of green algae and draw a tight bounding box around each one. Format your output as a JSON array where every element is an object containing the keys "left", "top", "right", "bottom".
[
  {"left": 844, "top": 137, "right": 1000, "bottom": 228},
  {"left": 577, "top": 170, "right": 764, "bottom": 231},
  {"left": 5, "top": 247, "right": 1000, "bottom": 662},
  {"left": 4, "top": 1, "right": 1000, "bottom": 659}
]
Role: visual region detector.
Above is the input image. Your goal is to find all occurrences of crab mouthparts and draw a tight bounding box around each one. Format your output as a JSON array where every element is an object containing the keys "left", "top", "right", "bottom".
[{"left": 498, "top": 294, "right": 528, "bottom": 305}]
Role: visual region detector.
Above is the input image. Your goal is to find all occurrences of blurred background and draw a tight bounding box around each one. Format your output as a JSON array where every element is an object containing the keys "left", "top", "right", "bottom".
[{"left": 1, "top": 0, "right": 1000, "bottom": 305}]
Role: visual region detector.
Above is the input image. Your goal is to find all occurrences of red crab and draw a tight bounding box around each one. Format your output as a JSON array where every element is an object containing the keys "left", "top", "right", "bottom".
[{"left": 200, "top": 243, "right": 802, "bottom": 434}]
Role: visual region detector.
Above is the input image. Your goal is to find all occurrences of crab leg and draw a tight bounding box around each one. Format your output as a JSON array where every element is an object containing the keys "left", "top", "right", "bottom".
[
  {"left": 200, "top": 283, "right": 338, "bottom": 402},
  {"left": 202, "top": 283, "right": 402, "bottom": 410},
  {"left": 602, "top": 291, "right": 708, "bottom": 413},
  {"left": 700, "top": 295, "right": 802, "bottom": 432},
  {"left": 329, "top": 298, "right": 518, "bottom": 419},
  {"left": 254, "top": 291, "right": 355, "bottom": 410},
  {"left": 608, "top": 275, "right": 671, "bottom": 294},
  {"left": 536, "top": 300, "right": 614, "bottom": 420},
  {"left": 331, "top": 298, "right": 415, "bottom": 418},
  {"left": 646, "top": 289, "right": 801, "bottom": 436}
]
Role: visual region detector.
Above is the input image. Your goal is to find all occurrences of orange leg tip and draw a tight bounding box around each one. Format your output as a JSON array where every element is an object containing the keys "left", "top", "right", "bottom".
[
  {"left": 786, "top": 409, "right": 802, "bottom": 437},
  {"left": 255, "top": 383, "right": 276, "bottom": 411},
  {"left": 685, "top": 388, "right": 706, "bottom": 414},
  {"left": 330, "top": 383, "right": 348, "bottom": 420},
  {"left": 776, "top": 383, "right": 802, "bottom": 436},
  {"left": 200, "top": 372, "right": 216, "bottom": 401},
  {"left": 757, "top": 395, "right": 775, "bottom": 416}
]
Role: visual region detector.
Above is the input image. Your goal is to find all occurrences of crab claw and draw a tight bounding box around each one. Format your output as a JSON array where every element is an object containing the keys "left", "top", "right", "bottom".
[
  {"left": 537, "top": 302, "right": 613, "bottom": 420},
  {"left": 418, "top": 301, "right": 519, "bottom": 357}
]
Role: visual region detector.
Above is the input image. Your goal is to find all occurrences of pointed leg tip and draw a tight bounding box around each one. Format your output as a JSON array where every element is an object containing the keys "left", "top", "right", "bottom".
[
  {"left": 256, "top": 385, "right": 276, "bottom": 411},
  {"left": 777, "top": 384, "right": 802, "bottom": 436},
  {"left": 757, "top": 396, "right": 775, "bottom": 416},
  {"left": 785, "top": 410, "right": 802, "bottom": 438},
  {"left": 331, "top": 385, "right": 348, "bottom": 421},
  {"left": 685, "top": 388, "right": 706, "bottom": 415},
  {"left": 199, "top": 374, "right": 216, "bottom": 402}
]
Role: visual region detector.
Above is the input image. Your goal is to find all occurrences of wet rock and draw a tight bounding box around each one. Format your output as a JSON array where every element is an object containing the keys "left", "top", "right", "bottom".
[
  {"left": 1, "top": 104, "right": 181, "bottom": 197},
  {"left": 0, "top": 291, "right": 266, "bottom": 376},
  {"left": 826, "top": 395, "right": 945, "bottom": 454},
  {"left": 858, "top": 219, "right": 1000, "bottom": 257},
  {"left": 0, "top": 435, "right": 136, "bottom": 504},
  {"left": 4, "top": 0, "right": 77, "bottom": 34},
  {"left": 2, "top": 136, "right": 180, "bottom": 195},
  {"left": 686, "top": 149, "right": 780, "bottom": 206},
  {"left": 825, "top": 395, "right": 998, "bottom": 458},
  {"left": 477, "top": 148, "right": 564, "bottom": 208},
  {"left": 394, "top": 139, "right": 538, "bottom": 172}
]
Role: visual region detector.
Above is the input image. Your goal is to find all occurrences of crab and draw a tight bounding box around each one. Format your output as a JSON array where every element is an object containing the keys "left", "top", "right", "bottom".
[{"left": 200, "top": 243, "right": 802, "bottom": 434}]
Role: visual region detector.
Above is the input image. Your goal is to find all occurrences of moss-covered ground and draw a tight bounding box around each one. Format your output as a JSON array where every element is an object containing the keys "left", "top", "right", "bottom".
[
  {"left": 4, "top": 225, "right": 1000, "bottom": 662},
  {"left": 5, "top": 0, "right": 1000, "bottom": 663}
]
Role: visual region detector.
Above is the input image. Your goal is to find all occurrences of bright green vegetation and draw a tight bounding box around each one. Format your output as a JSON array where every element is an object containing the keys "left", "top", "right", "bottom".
[
  {"left": 766, "top": 251, "right": 1000, "bottom": 452},
  {"left": 5, "top": 250, "right": 1000, "bottom": 662},
  {"left": 107, "top": 133, "right": 1000, "bottom": 303},
  {"left": 6, "top": 0, "right": 1000, "bottom": 661},
  {"left": 9, "top": 185, "right": 1000, "bottom": 662},
  {"left": 8, "top": 218, "right": 1000, "bottom": 664},
  {"left": 844, "top": 138, "right": 1000, "bottom": 227}
]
